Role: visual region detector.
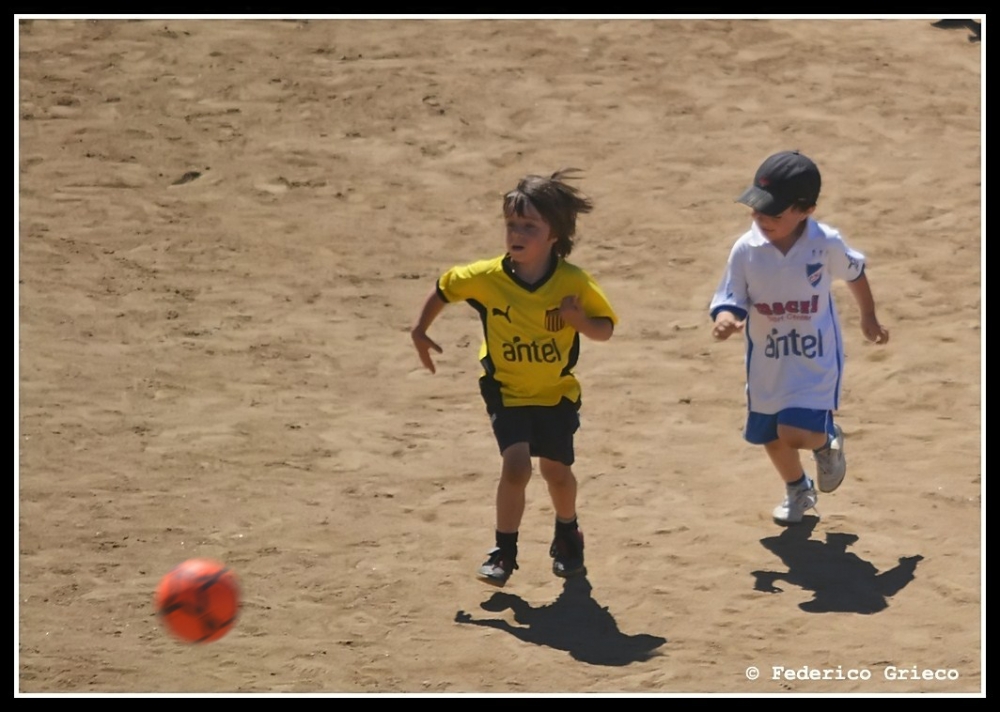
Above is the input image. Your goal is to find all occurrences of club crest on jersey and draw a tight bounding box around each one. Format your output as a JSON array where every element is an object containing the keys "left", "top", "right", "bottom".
[
  {"left": 806, "top": 263, "right": 824, "bottom": 287},
  {"left": 545, "top": 308, "right": 564, "bottom": 332}
]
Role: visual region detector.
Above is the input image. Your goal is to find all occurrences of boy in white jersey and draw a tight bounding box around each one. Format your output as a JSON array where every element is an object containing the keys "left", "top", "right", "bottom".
[
  {"left": 710, "top": 151, "right": 890, "bottom": 525},
  {"left": 411, "top": 169, "right": 618, "bottom": 586}
]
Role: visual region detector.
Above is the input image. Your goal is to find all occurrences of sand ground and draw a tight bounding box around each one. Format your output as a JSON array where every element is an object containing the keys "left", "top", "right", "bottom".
[{"left": 17, "top": 17, "right": 983, "bottom": 695}]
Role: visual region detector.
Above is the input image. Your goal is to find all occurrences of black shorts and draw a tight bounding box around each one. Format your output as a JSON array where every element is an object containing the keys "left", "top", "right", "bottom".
[{"left": 484, "top": 393, "right": 581, "bottom": 466}]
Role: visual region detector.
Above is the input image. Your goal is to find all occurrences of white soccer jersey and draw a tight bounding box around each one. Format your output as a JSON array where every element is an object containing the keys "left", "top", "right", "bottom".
[{"left": 709, "top": 218, "right": 866, "bottom": 415}]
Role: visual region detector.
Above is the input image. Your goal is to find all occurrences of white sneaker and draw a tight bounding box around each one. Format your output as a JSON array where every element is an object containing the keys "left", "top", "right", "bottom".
[
  {"left": 772, "top": 480, "right": 818, "bottom": 524},
  {"left": 814, "top": 424, "right": 846, "bottom": 493}
]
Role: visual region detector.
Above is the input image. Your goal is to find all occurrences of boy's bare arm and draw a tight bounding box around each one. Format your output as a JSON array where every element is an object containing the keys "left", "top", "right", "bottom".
[
  {"left": 846, "top": 274, "right": 890, "bottom": 345},
  {"left": 411, "top": 288, "right": 447, "bottom": 372}
]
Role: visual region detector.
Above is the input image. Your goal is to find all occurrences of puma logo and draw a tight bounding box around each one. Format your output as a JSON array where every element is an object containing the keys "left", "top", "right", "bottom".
[{"left": 492, "top": 305, "right": 512, "bottom": 322}]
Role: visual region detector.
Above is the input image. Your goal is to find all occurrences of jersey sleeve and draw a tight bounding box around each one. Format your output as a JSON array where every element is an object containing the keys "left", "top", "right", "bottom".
[
  {"left": 579, "top": 271, "right": 619, "bottom": 325},
  {"left": 437, "top": 261, "right": 483, "bottom": 304},
  {"left": 827, "top": 231, "right": 867, "bottom": 283},
  {"left": 709, "top": 240, "right": 750, "bottom": 322}
]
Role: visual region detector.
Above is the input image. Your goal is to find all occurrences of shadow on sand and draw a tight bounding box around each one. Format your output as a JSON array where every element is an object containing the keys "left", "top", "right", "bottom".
[
  {"left": 455, "top": 575, "right": 666, "bottom": 665},
  {"left": 930, "top": 18, "right": 981, "bottom": 42},
  {"left": 752, "top": 516, "right": 924, "bottom": 614}
]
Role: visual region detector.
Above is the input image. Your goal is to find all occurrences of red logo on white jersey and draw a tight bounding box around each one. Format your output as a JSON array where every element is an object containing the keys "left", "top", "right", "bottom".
[{"left": 753, "top": 295, "right": 820, "bottom": 316}]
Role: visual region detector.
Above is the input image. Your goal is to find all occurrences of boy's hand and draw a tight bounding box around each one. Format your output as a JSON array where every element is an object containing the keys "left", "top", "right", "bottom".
[
  {"left": 860, "top": 315, "right": 890, "bottom": 345},
  {"left": 411, "top": 328, "right": 443, "bottom": 373},
  {"left": 560, "top": 295, "right": 614, "bottom": 342},
  {"left": 712, "top": 316, "right": 745, "bottom": 341},
  {"left": 558, "top": 294, "right": 586, "bottom": 330}
]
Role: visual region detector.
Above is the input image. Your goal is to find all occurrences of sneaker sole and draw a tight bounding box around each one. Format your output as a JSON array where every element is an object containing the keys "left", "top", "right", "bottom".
[
  {"left": 476, "top": 573, "right": 510, "bottom": 587},
  {"left": 818, "top": 473, "right": 845, "bottom": 494},
  {"left": 772, "top": 493, "right": 819, "bottom": 525},
  {"left": 772, "top": 506, "right": 820, "bottom": 526},
  {"left": 817, "top": 425, "right": 846, "bottom": 493},
  {"left": 552, "top": 563, "right": 587, "bottom": 578}
]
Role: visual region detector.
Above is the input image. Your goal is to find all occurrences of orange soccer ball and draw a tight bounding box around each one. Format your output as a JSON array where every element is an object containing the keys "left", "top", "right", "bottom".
[{"left": 154, "top": 558, "right": 241, "bottom": 643}]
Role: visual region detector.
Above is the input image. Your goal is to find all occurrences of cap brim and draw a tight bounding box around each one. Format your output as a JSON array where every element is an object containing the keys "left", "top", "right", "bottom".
[{"left": 736, "top": 186, "right": 791, "bottom": 217}]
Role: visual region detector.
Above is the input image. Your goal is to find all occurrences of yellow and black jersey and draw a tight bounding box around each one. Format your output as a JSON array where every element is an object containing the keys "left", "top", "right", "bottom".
[{"left": 437, "top": 254, "right": 618, "bottom": 407}]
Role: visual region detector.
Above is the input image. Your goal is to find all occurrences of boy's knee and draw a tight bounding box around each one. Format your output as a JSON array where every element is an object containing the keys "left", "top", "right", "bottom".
[
  {"left": 540, "top": 465, "right": 575, "bottom": 487},
  {"left": 500, "top": 460, "right": 532, "bottom": 485}
]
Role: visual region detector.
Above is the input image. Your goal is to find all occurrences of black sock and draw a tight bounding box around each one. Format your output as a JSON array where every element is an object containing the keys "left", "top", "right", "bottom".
[
  {"left": 787, "top": 474, "right": 808, "bottom": 490},
  {"left": 496, "top": 531, "right": 518, "bottom": 559},
  {"left": 555, "top": 517, "right": 579, "bottom": 537}
]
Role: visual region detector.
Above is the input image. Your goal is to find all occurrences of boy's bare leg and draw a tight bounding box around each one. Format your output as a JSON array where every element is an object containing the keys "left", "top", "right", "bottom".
[
  {"left": 539, "top": 458, "right": 577, "bottom": 521},
  {"left": 496, "top": 443, "right": 532, "bottom": 532}
]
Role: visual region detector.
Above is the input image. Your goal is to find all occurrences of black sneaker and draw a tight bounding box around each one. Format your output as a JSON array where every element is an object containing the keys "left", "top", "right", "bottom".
[
  {"left": 549, "top": 528, "right": 586, "bottom": 578},
  {"left": 477, "top": 547, "right": 518, "bottom": 587}
]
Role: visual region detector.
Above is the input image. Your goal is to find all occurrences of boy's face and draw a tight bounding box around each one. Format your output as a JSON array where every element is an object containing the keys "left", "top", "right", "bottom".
[
  {"left": 504, "top": 200, "right": 556, "bottom": 265},
  {"left": 751, "top": 205, "right": 815, "bottom": 243}
]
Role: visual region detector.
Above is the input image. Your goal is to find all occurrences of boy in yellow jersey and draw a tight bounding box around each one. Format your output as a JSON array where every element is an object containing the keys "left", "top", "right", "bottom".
[{"left": 411, "top": 168, "right": 618, "bottom": 586}]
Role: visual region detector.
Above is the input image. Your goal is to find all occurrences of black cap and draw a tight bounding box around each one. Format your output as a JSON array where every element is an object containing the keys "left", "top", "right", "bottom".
[{"left": 736, "top": 151, "right": 821, "bottom": 216}]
